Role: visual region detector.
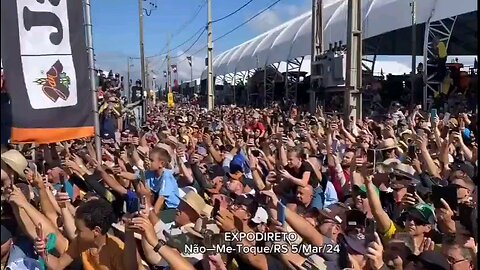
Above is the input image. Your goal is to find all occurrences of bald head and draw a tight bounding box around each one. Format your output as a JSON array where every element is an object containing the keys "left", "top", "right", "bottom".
[{"left": 296, "top": 185, "right": 314, "bottom": 206}]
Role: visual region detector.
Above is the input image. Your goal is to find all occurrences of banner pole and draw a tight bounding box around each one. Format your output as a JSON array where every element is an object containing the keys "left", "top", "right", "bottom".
[{"left": 84, "top": 0, "right": 102, "bottom": 162}]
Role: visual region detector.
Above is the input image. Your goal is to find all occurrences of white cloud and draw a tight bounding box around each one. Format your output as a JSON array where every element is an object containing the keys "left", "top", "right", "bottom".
[
  {"left": 248, "top": 9, "right": 282, "bottom": 33},
  {"left": 247, "top": 1, "right": 310, "bottom": 34}
]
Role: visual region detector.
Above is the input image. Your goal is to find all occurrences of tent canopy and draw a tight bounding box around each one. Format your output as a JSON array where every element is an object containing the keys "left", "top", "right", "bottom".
[{"left": 202, "top": 0, "right": 477, "bottom": 79}]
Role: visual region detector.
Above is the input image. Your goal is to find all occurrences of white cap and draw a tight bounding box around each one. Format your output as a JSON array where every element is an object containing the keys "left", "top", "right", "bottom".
[{"left": 251, "top": 207, "right": 268, "bottom": 224}]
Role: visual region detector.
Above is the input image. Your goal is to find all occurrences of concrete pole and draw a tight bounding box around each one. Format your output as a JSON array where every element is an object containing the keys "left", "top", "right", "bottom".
[
  {"left": 84, "top": 0, "right": 102, "bottom": 162},
  {"left": 344, "top": 0, "right": 363, "bottom": 125},
  {"left": 309, "top": 0, "right": 323, "bottom": 113},
  {"left": 145, "top": 59, "right": 150, "bottom": 109},
  {"left": 410, "top": 0, "right": 417, "bottom": 106},
  {"left": 167, "top": 35, "right": 172, "bottom": 94},
  {"left": 127, "top": 57, "right": 131, "bottom": 103},
  {"left": 207, "top": 0, "right": 214, "bottom": 110},
  {"left": 138, "top": 0, "right": 147, "bottom": 124}
]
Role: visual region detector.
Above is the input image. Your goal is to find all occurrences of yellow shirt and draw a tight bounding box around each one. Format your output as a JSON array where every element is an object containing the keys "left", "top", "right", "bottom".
[
  {"left": 441, "top": 75, "right": 453, "bottom": 95},
  {"left": 81, "top": 234, "right": 126, "bottom": 270},
  {"left": 383, "top": 221, "right": 399, "bottom": 240},
  {"left": 437, "top": 42, "right": 447, "bottom": 59},
  {"left": 383, "top": 222, "right": 442, "bottom": 251}
]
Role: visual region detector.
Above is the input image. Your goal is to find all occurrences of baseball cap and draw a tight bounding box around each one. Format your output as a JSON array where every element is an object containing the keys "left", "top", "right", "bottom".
[
  {"left": 407, "top": 250, "right": 450, "bottom": 270},
  {"left": 228, "top": 163, "right": 244, "bottom": 180},
  {"left": 452, "top": 161, "right": 475, "bottom": 179},
  {"left": 251, "top": 207, "right": 268, "bottom": 224},
  {"left": 353, "top": 184, "right": 380, "bottom": 197},
  {"left": 451, "top": 176, "right": 475, "bottom": 192},
  {"left": 318, "top": 202, "right": 349, "bottom": 225},
  {"left": 345, "top": 209, "right": 367, "bottom": 228},
  {"left": 233, "top": 194, "right": 258, "bottom": 216},
  {"left": 406, "top": 203, "right": 436, "bottom": 224},
  {"left": 342, "top": 233, "right": 368, "bottom": 254}
]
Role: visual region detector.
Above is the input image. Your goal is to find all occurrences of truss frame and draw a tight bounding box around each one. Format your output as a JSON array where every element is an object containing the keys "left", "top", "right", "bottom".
[
  {"left": 284, "top": 57, "right": 304, "bottom": 102},
  {"left": 423, "top": 15, "right": 457, "bottom": 108},
  {"left": 263, "top": 62, "right": 280, "bottom": 106}
]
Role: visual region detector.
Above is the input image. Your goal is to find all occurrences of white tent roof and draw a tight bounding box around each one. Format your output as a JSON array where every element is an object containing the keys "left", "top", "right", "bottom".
[{"left": 202, "top": 0, "right": 476, "bottom": 79}]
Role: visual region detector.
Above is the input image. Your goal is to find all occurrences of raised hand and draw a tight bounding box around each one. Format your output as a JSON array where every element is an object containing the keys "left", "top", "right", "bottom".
[
  {"left": 7, "top": 185, "right": 29, "bottom": 207},
  {"left": 34, "top": 234, "right": 47, "bottom": 259},
  {"left": 215, "top": 209, "right": 236, "bottom": 232},
  {"left": 129, "top": 213, "right": 157, "bottom": 247},
  {"left": 366, "top": 233, "right": 385, "bottom": 270}
]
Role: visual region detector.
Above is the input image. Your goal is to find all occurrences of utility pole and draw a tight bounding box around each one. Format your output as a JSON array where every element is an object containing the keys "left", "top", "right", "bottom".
[
  {"left": 167, "top": 35, "right": 172, "bottom": 94},
  {"left": 410, "top": 0, "right": 417, "bottom": 106},
  {"left": 127, "top": 57, "right": 132, "bottom": 103},
  {"left": 309, "top": 0, "right": 323, "bottom": 113},
  {"left": 207, "top": 0, "right": 214, "bottom": 110},
  {"left": 344, "top": 0, "right": 363, "bottom": 124},
  {"left": 138, "top": 0, "right": 147, "bottom": 124},
  {"left": 84, "top": 0, "right": 102, "bottom": 162},
  {"left": 146, "top": 59, "right": 150, "bottom": 109}
]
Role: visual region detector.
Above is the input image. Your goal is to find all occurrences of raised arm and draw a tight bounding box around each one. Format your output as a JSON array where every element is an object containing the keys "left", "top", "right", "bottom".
[
  {"left": 131, "top": 215, "right": 196, "bottom": 270},
  {"left": 416, "top": 136, "right": 441, "bottom": 179},
  {"left": 364, "top": 174, "right": 393, "bottom": 235},
  {"left": 261, "top": 189, "right": 324, "bottom": 247}
]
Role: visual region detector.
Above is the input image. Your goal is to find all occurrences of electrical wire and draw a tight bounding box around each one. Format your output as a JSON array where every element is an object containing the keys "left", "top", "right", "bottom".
[
  {"left": 173, "top": 0, "right": 207, "bottom": 36},
  {"left": 150, "top": 0, "right": 206, "bottom": 57},
  {"left": 131, "top": 0, "right": 206, "bottom": 59},
  {"left": 137, "top": 26, "right": 205, "bottom": 59},
  {"left": 178, "top": 0, "right": 282, "bottom": 63},
  {"left": 171, "top": 27, "right": 207, "bottom": 59},
  {"left": 214, "top": 0, "right": 281, "bottom": 42},
  {"left": 212, "top": 0, "right": 255, "bottom": 23}
]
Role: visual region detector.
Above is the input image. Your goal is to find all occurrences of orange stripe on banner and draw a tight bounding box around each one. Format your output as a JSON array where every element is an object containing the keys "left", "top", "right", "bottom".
[{"left": 11, "top": 127, "right": 94, "bottom": 144}]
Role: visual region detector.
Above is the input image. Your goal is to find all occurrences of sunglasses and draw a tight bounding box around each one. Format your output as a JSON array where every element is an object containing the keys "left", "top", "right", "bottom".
[
  {"left": 406, "top": 215, "right": 428, "bottom": 226},
  {"left": 230, "top": 204, "right": 248, "bottom": 212},
  {"left": 355, "top": 192, "right": 368, "bottom": 199}
]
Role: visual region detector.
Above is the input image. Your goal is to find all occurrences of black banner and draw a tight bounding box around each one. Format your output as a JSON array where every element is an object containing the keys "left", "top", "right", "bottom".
[{"left": 1, "top": 0, "right": 94, "bottom": 143}]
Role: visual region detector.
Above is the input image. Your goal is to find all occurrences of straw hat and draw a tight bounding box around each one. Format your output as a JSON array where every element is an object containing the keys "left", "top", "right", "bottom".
[
  {"left": 381, "top": 158, "right": 416, "bottom": 176},
  {"left": 375, "top": 138, "right": 398, "bottom": 150},
  {"left": 1, "top": 150, "right": 28, "bottom": 178},
  {"left": 180, "top": 191, "right": 213, "bottom": 218}
]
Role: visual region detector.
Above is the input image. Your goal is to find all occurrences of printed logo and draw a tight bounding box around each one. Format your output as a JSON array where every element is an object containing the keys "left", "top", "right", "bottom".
[{"left": 34, "top": 60, "right": 71, "bottom": 102}]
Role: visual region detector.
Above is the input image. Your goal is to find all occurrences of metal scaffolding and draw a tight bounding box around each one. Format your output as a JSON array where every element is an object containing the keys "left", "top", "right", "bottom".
[
  {"left": 263, "top": 63, "right": 280, "bottom": 106},
  {"left": 423, "top": 15, "right": 457, "bottom": 109},
  {"left": 285, "top": 57, "right": 304, "bottom": 102}
]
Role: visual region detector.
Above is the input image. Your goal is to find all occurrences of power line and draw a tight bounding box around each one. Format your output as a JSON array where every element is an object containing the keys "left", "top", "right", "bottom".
[
  {"left": 178, "top": 0, "right": 282, "bottom": 63},
  {"left": 212, "top": 0, "right": 255, "bottom": 23},
  {"left": 130, "top": 1, "right": 206, "bottom": 60},
  {"left": 150, "top": 0, "right": 206, "bottom": 57},
  {"left": 129, "top": 25, "right": 205, "bottom": 60},
  {"left": 172, "top": 27, "right": 207, "bottom": 59},
  {"left": 167, "top": 26, "right": 206, "bottom": 55},
  {"left": 215, "top": 0, "right": 281, "bottom": 41},
  {"left": 173, "top": 0, "right": 207, "bottom": 36}
]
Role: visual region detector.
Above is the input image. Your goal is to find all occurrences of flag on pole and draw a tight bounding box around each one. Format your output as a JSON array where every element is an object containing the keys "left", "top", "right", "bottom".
[
  {"left": 187, "top": 56, "right": 192, "bottom": 67},
  {"left": 171, "top": 65, "right": 177, "bottom": 73},
  {"left": 1, "top": 0, "right": 94, "bottom": 143}
]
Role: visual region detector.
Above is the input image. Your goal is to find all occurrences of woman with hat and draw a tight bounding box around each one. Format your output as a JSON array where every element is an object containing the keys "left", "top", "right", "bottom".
[{"left": 1, "top": 149, "right": 28, "bottom": 184}]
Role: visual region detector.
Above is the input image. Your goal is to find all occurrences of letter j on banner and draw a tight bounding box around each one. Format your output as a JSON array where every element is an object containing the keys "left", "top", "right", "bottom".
[{"left": 0, "top": 0, "right": 94, "bottom": 144}]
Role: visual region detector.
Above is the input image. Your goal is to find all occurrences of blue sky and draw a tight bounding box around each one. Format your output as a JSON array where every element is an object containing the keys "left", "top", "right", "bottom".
[
  {"left": 92, "top": 0, "right": 313, "bottom": 81},
  {"left": 91, "top": 0, "right": 475, "bottom": 84}
]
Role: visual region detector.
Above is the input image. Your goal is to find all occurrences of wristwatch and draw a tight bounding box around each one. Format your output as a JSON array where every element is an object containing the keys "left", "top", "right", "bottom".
[{"left": 153, "top": 239, "right": 166, "bottom": 253}]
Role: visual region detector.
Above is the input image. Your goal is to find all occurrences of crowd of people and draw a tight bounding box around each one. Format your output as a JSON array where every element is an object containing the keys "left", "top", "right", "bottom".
[{"left": 0, "top": 74, "right": 478, "bottom": 270}]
